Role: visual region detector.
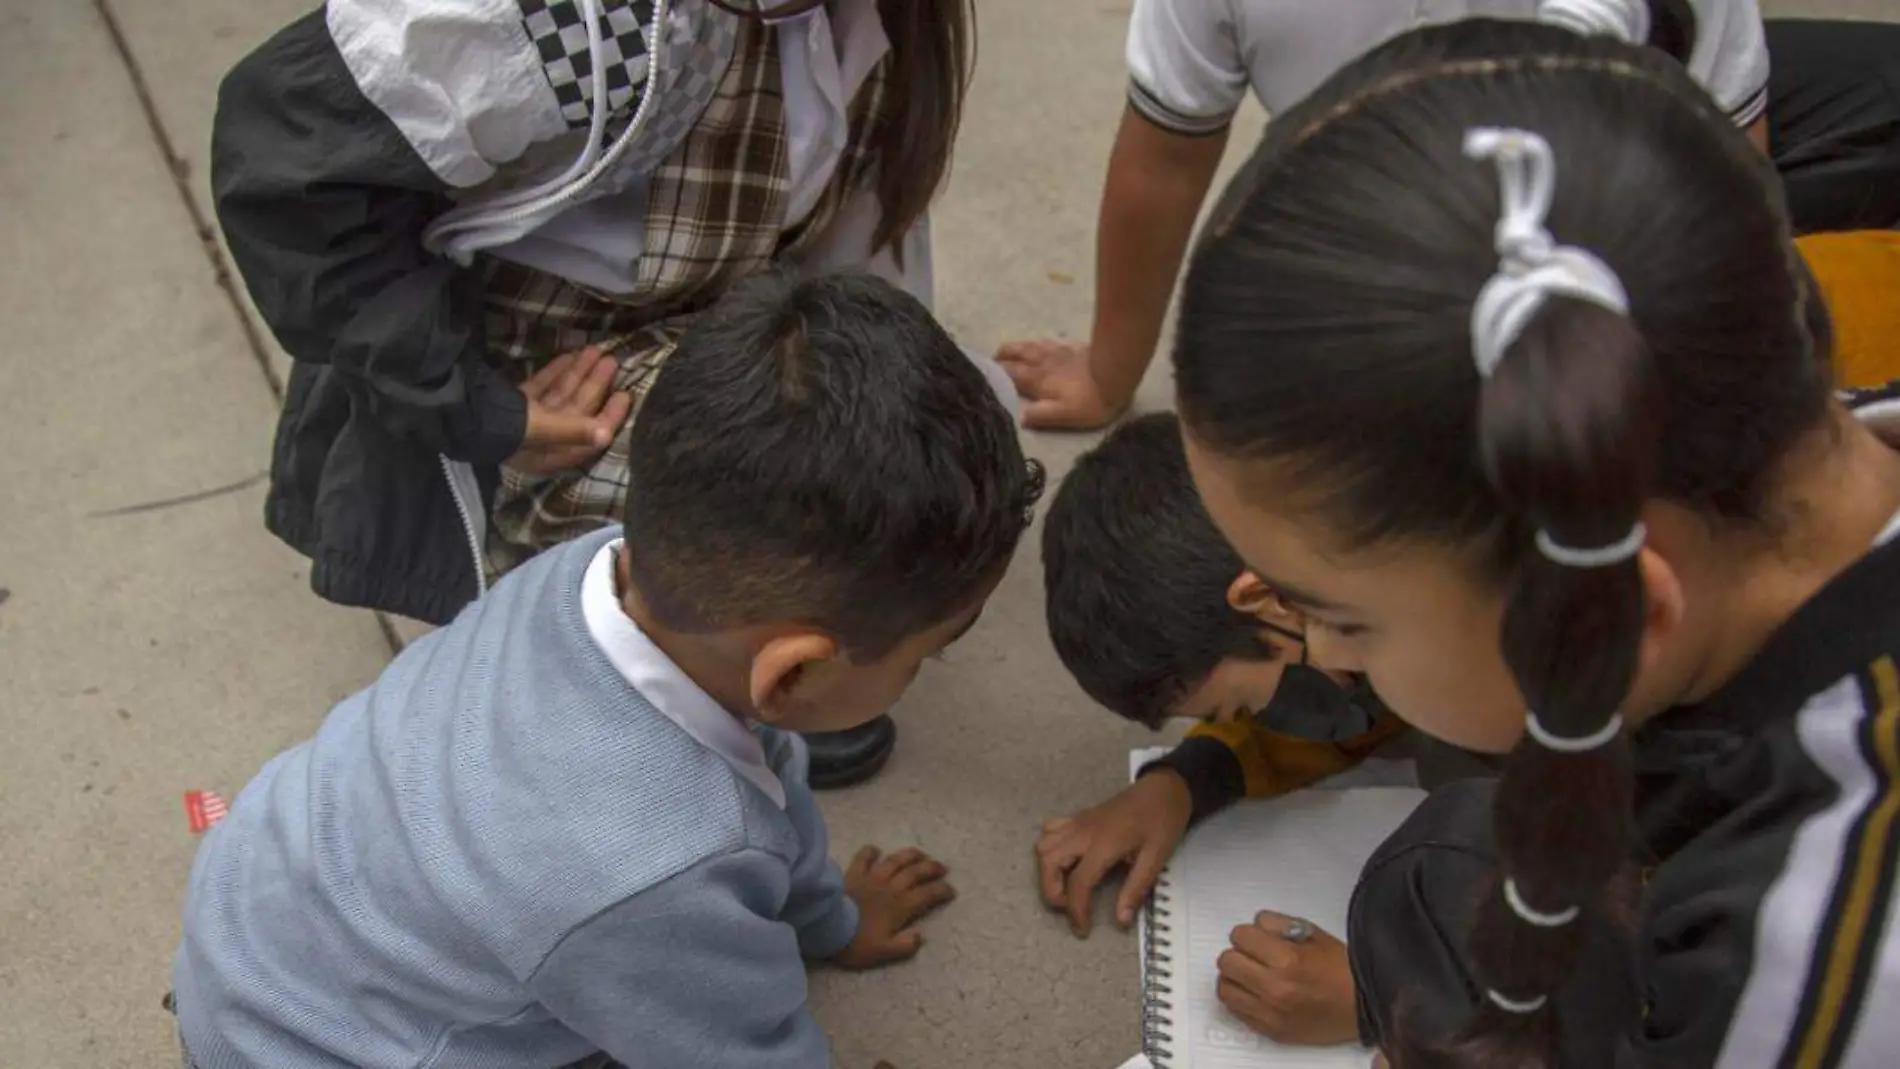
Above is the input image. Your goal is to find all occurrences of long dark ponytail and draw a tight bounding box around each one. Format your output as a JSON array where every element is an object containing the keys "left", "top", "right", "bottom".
[
  {"left": 1176, "top": 20, "right": 1829, "bottom": 1069},
  {"left": 870, "top": 0, "right": 975, "bottom": 256}
]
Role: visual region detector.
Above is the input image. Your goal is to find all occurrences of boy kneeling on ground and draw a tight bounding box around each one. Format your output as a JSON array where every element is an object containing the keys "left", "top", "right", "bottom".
[
  {"left": 1034, "top": 413, "right": 1404, "bottom": 1039},
  {"left": 172, "top": 273, "right": 1045, "bottom": 1069}
]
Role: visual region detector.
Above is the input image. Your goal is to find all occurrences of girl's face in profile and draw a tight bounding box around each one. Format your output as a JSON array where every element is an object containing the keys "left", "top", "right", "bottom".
[{"left": 1182, "top": 429, "right": 1531, "bottom": 754}]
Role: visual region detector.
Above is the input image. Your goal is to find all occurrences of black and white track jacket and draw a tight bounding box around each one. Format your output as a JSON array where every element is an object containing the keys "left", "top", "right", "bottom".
[{"left": 214, "top": 0, "right": 735, "bottom": 622}]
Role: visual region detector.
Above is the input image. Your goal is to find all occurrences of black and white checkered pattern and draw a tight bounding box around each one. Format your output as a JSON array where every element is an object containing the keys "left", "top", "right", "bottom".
[{"left": 519, "top": 0, "right": 658, "bottom": 129}]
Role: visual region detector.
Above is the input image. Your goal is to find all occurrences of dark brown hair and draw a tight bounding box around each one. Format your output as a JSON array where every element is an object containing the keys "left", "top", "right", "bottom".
[
  {"left": 1042, "top": 413, "right": 1274, "bottom": 728},
  {"left": 624, "top": 271, "right": 1042, "bottom": 660},
  {"left": 1175, "top": 20, "right": 1829, "bottom": 1069},
  {"left": 870, "top": 0, "right": 975, "bottom": 256}
]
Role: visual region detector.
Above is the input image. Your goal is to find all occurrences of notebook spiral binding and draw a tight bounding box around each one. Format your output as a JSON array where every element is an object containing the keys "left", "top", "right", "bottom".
[{"left": 1140, "top": 869, "right": 1178, "bottom": 1067}]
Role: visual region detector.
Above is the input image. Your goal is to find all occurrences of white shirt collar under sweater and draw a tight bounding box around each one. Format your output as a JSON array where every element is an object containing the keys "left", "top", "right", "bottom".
[{"left": 580, "top": 539, "right": 787, "bottom": 809}]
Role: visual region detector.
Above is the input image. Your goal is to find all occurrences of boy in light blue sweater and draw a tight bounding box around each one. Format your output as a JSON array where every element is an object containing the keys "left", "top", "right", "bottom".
[{"left": 172, "top": 272, "right": 1046, "bottom": 1069}]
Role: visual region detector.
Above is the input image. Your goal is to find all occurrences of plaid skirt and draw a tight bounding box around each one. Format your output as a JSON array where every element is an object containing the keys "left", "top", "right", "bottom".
[{"left": 480, "top": 7, "right": 895, "bottom": 576}]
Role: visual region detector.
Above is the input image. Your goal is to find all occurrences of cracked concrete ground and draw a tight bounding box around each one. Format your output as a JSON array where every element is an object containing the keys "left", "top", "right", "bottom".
[{"left": 1, "top": 1, "right": 1893, "bottom": 1066}]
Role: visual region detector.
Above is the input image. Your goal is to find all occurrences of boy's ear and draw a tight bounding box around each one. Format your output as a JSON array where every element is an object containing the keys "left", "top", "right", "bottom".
[
  {"left": 749, "top": 631, "right": 839, "bottom": 723},
  {"left": 1635, "top": 546, "right": 1687, "bottom": 678},
  {"left": 1227, "top": 571, "right": 1300, "bottom": 628}
]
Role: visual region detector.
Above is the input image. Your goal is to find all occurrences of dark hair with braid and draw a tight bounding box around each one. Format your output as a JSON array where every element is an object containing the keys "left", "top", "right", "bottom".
[{"left": 1174, "top": 19, "right": 1830, "bottom": 1069}]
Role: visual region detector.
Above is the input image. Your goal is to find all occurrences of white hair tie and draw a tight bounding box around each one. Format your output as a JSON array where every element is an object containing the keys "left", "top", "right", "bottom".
[
  {"left": 1464, "top": 128, "right": 1630, "bottom": 378},
  {"left": 1487, "top": 989, "right": 1549, "bottom": 1015},
  {"left": 1465, "top": 128, "right": 1645, "bottom": 570},
  {"left": 1535, "top": 522, "right": 1647, "bottom": 568},
  {"left": 1504, "top": 877, "right": 1582, "bottom": 927},
  {"left": 1538, "top": 0, "right": 1650, "bottom": 43},
  {"left": 1525, "top": 710, "right": 1625, "bottom": 753}
]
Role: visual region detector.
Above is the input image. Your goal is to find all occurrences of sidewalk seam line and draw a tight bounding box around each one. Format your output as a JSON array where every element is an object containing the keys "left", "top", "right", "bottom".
[
  {"left": 91, "top": 0, "right": 283, "bottom": 401},
  {"left": 92, "top": 0, "right": 407, "bottom": 659}
]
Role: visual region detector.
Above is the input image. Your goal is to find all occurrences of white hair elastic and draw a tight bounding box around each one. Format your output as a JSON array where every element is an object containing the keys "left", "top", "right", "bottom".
[
  {"left": 1504, "top": 877, "right": 1582, "bottom": 927},
  {"left": 1525, "top": 710, "right": 1625, "bottom": 753},
  {"left": 1466, "top": 128, "right": 1645, "bottom": 572},
  {"left": 1464, "top": 128, "right": 1631, "bottom": 379},
  {"left": 1537, "top": 0, "right": 1651, "bottom": 44},
  {"left": 1487, "top": 989, "right": 1550, "bottom": 1015},
  {"left": 1535, "top": 522, "right": 1648, "bottom": 568}
]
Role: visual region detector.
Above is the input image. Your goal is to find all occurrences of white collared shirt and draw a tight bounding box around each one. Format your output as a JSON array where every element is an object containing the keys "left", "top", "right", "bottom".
[{"left": 579, "top": 539, "right": 788, "bottom": 808}]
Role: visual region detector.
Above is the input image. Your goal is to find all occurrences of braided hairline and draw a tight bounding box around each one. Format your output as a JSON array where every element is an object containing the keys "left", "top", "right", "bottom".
[
  {"left": 1209, "top": 55, "right": 1677, "bottom": 242},
  {"left": 1213, "top": 47, "right": 1820, "bottom": 397},
  {"left": 1275, "top": 50, "right": 1818, "bottom": 363},
  {"left": 1287, "top": 54, "right": 1699, "bottom": 150}
]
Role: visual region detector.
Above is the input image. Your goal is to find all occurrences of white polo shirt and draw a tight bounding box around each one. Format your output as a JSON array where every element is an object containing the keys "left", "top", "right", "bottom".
[{"left": 1126, "top": 0, "right": 1769, "bottom": 135}]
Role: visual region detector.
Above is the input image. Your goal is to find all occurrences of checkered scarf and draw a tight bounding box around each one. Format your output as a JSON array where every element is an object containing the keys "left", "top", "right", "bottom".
[{"left": 481, "top": 13, "right": 896, "bottom": 574}]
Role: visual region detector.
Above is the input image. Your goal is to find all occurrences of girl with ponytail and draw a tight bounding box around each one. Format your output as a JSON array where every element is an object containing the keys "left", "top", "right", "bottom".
[{"left": 1175, "top": 17, "right": 1900, "bottom": 1069}]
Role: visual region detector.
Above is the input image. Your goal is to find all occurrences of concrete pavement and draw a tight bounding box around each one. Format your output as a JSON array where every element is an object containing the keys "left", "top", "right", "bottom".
[
  {"left": 2, "top": 0, "right": 1894, "bottom": 1067},
  {"left": 0, "top": 5, "right": 392, "bottom": 1066}
]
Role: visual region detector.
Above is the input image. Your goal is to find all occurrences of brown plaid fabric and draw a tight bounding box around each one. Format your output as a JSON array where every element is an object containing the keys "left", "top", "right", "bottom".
[{"left": 482, "top": 13, "right": 896, "bottom": 575}]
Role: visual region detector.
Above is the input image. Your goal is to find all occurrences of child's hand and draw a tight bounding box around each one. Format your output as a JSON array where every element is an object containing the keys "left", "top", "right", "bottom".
[
  {"left": 1034, "top": 769, "right": 1192, "bottom": 938},
  {"left": 833, "top": 846, "right": 956, "bottom": 970},
  {"left": 995, "top": 337, "right": 1128, "bottom": 430},
  {"left": 507, "top": 346, "right": 635, "bottom": 476},
  {"left": 1216, "top": 910, "right": 1359, "bottom": 1046}
]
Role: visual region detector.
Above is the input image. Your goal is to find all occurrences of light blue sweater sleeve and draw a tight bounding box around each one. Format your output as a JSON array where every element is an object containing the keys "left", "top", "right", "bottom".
[
  {"left": 779, "top": 772, "right": 861, "bottom": 959},
  {"left": 529, "top": 849, "right": 835, "bottom": 1068}
]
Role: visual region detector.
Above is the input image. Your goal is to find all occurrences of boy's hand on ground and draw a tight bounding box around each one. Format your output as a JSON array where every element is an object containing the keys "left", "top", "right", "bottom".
[
  {"left": 1216, "top": 911, "right": 1359, "bottom": 1046},
  {"left": 833, "top": 846, "right": 956, "bottom": 970},
  {"left": 1035, "top": 769, "right": 1192, "bottom": 938},
  {"left": 507, "top": 346, "right": 635, "bottom": 476},
  {"left": 995, "top": 338, "right": 1127, "bottom": 431}
]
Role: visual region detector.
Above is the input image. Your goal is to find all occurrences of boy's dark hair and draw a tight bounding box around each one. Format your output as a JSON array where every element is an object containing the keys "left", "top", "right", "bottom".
[
  {"left": 623, "top": 272, "right": 1043, "bottom": 659},
  {"left": 1176, "top": 20, "right": 1830, "bottom": 1069},
  {"left": 1042, "top": 413, "right": 1269, "bottom": 728}
]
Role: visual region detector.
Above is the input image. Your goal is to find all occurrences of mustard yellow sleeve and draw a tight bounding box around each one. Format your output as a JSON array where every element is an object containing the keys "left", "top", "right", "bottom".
[
  {"left": 1192, "top": 714, "right": 1408, "bottom": 798},
  {"left": 1143, "top": 714, "right": 1408, "bottom": 823},
  {"left": 1798, "top": 231, "right": 1900, "bottom": 390}
]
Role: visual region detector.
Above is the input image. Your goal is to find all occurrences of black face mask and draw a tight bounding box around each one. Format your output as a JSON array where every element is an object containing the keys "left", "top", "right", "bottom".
[{"left": 1250, "top": 661, "right": 1383, "bottom": 743}]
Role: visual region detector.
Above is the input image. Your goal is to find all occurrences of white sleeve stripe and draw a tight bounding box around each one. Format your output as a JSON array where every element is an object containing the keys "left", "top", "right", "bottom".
[
  {"left": 1715, "top": 670, "right": 1900, "bottom": 1069},
  {"left": 1838, "top": 661, "right": 1900, "bottom": 1067},
  {"left": 1728, "top": 85, "right": 1769, "bottom": 129},
  {"left": 1127, "top": 78, "right": 1235, "bottom": 136}
]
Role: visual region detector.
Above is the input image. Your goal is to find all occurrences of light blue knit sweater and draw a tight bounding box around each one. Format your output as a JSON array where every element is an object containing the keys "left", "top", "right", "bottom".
[{"left": 174, "top": 528, "right": 858, "bottom": 1068}]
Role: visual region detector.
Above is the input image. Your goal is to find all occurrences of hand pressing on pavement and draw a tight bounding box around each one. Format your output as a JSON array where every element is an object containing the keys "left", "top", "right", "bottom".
[
  {"left": 1035, "top": 768, "right": 1193, "bottom": 938},
  {"left": 1216, "top": 910, "right": 1360, "bottom": 1046},
  {"left": 507, "top": 346, "right": 635, "bottom": 476},
  {"left": 995, "top": 338, "right": 1130, "bottom": 431},
  {"left": 832, "top": 846, "right": 957, "bottom": 970}
]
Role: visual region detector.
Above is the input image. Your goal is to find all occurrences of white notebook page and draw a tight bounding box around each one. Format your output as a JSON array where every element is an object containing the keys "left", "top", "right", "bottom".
[{"left": 1130, "top": 748, "right": 1423, "bottom": 1069}]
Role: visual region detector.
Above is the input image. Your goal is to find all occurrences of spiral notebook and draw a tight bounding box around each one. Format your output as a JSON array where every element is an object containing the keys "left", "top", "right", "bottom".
[{"left": 1126, "top": 748, "right": 1424, "bottom": 1069}]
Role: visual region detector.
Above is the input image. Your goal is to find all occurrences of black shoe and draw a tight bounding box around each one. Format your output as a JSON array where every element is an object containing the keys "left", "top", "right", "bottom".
[{"left": 802, "top": 715, "right": 897, "bottom": 790}]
